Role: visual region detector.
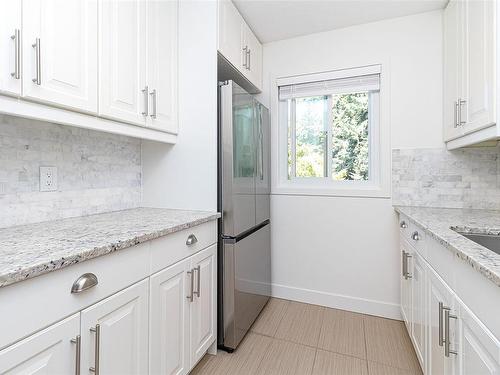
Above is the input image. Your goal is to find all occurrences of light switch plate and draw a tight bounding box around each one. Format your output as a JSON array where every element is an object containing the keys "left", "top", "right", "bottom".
[{"left": 39, "top": 166, "right": 58, "bottom": 192}]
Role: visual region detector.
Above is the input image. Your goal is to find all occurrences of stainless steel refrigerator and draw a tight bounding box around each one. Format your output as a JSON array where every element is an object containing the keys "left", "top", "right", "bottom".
[{"left": 217, "top": 80, "right": 271, "bottom": 351}]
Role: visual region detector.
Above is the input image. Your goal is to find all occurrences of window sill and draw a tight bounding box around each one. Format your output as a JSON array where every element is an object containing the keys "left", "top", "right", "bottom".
[{"left": 272, "top": 183, "right": 391, "bottom": 199}]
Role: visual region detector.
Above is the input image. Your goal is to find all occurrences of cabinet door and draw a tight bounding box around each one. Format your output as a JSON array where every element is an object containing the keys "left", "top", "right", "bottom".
[
  {"left": 81, "top": 279, "right": 149, "bottom": 375},
  {"left": 242, "top": 24, "right": 262, "bottom": 90},
  {"left": 443, "top": 0, "right": 462, "bottom": 141},
  {"left": 461, "top": 0, "right": 496, "bottom": 133},
  {"left": 217, "top": 0, "right": 245, "bottom": 70},
  {"left": 99, "top": 0, "right": 147, "bottom": 126},
  {"left": 458, "top": 301, "right": 500, "bottom": 375},
  {"left": 428, "top": 267, "right": 458, "bottom": 375},
  {"left": 146, "top": 0, "right": 178, "bottom": 134},
  {"left": 0, "top": 313, "right": 80, "bottom": 374},
  {"left": 0, "top": 0, "right": 21, "bottom": 96},
  {"left": 190, "top": 244, "right": 217, "bottom": 367},
  {"left": 400, "top": 241, "right": 412, "bottom": 328},
  {"left": 22, "top": 0, "right": 98, "bottom": 113},
  {"left": 411, "top": 251, "right": 427, "bottom": 371},
  {"left": 150, "top": 258, "right": 190, "bottom": 375}
]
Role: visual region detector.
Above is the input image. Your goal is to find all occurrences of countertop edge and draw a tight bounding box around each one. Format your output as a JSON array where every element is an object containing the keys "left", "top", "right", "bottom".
[
  {"left": 394, "top": 206, "right": 500, "bottom": 288},
  {"left": 0, "top": 212, "right": 220, "bottom": 289}
]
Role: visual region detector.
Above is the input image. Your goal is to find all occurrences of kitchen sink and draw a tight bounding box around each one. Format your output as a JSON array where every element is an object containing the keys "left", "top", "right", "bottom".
[{"left": 454, "top": 231, "right": 500, "bottom": 255}]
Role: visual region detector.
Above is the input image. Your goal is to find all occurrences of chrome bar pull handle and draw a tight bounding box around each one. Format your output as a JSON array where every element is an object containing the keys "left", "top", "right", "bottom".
[
  {"left": 405, "top": 253, "right": 412, "bottom": 279},
  {"left": 141, "top": 86, "right": 149, "bottom": 116},
  {"left": 89, "top": 324, "right": 100, "bottom": 374},
  {"left": 70, "top": 334, "right": 81, "bottom": 375},
  {"left": 186, "top": 234, "right": 198, "bottom": 246},
  {"left": 150, "top": 89, "right": 157, "bottom": 119},
  {"left": 11, "top": 29, "right": 21, "bottom": 79},
  {"left": 402, "top": 251, "right": 407, "bottom": 278},
  {"left": 454, "top": 101, "right": 459, "bottom": 128},
  {"left": 242, "top": 45, "right": 248, "bottom": 68},
  {"left": 194, "top": 265, "right": 201, "bottom": 297},
  {"left": 444, "top": 309, "right": 458, "bottom": 357},
  {"left": 247, "top": 49, "right": 251, "bottom": 70},
  {"left": 32, "top": 38, "right": 41, "bottom": 85},
  {"left": 71, "top": 273, "right": 98, "bottom": 294},
  {"left": 187, "top": 269, "right": 194, "bottom": 302},
  {"left": 459, "top": 99, "right": 466, "bottom": 126},
  {"left": 438, "top": 302, "right": 445, "bottom": 347}
]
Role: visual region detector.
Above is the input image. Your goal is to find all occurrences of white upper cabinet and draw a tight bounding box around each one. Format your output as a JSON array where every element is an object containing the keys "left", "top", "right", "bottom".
[
  {"left": 461, "top": 0, "right": 495, "bottom": 133},
  {"left": 22, "top": 0, "right": 98, "bottom": 113},
  {"left": 217, "top": 0, "right": 263, "bottom": 90},
  {"left": 0, "top": 314, "right": 80, "bottom": 374},
  {"left": 80, "top": 279, "right": 149, "bottom": 375},
  {"left": 241, "top": 22, "right": 263, "bottom": 89},
  {"left": 146, "top": 0, "right": 179, "bottom": 134},
  {"left": 99, "top": 0, "right": 147, "bottom": 126},
  {"left": 0, "top": 0, "right": 21, "bottom": 96},
  {"left": 443, "top": 0, "right": 462, "bottom": 142},
  {"left": 443, "top": 0, "right": 498, "bottom": 149},
  {"left": 218, "top": 0, "right": 245, "bottom": 71}
]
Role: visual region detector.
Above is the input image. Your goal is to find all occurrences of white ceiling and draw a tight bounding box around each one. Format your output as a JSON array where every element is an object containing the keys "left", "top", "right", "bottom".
[{"left": 233, "top": 0, "right": 448, "bottom": 43}]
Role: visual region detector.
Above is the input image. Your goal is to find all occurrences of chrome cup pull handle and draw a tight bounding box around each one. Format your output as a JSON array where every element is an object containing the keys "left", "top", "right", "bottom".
[
  {"left": 11, "top": 29, "right": 21, "bottom": 79},
  {"left": 70, "top": 334, "right": 81, "bottom": 375},
  {"left": 32, "top": 38, "right": 41, "bottom": 85},
  {"left": 71, "top": 273, "right": 98, "bottom": 294},
  {"left": 89, "top": 324, "right": 100, "bottom": 374},
  {"left": 186, "top": 234, "right": 198, "bottom": 246}
]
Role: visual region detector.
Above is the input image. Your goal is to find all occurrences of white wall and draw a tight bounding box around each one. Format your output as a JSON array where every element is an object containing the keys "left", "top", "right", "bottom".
[
  {"left": 262, "top": 11, "right": 443, "bottom": 318},
  {"left": 142, "top": 0, "right": 218, "bottom": 211}
]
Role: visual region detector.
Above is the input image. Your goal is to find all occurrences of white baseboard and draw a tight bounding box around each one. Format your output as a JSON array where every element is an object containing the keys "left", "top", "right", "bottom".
[{"left": 271, "top": 283, "right": 402, "bottom": 320}]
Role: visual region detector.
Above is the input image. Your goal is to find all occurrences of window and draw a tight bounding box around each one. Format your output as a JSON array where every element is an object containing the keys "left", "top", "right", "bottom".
[{"left": 276, "top": 65, "right": 389, "bottom": 197}]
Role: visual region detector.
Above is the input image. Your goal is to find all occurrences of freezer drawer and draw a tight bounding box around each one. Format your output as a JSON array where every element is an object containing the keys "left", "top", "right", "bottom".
[{"left": 221, "top": 223, "right": 271, "bottom": 350}]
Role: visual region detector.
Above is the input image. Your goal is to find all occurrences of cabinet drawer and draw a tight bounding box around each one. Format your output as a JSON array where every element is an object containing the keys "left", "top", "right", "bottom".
[
  {"left": 0, "top": 242, "right": 150, "bottom": 350},
  {"left": 150, "top": 221, "right": 217, "bottom": 274}
]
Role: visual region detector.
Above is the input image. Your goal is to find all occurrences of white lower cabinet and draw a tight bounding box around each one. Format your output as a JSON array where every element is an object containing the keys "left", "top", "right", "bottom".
[
  {"left": 0, "top": 313, "right": 80, "bottom": 374},
  {"left": 149, "top": 244, "right": 217, "bottom": 375},
  {"left": 400, "top": 216, "right": 500, "bottom": 375},
  {"left": 458, "top": 302, "right": 500, "bottom": 375},
  {"left": 411, "top": 251, "right": 427, "bottom": 370},
  {"left": 428, "top": 267, "right": 457, "bottom": 375},
  {"left": 150, "top": 257, "right": 191, "bottom": 375},
  {"left": 189, "top": 245, "right": 217, "bottom": 366},
  {"left": 0, "top": 222, "right": 218, "bottom": 375},
  {"left": 81, "top": 278, "right": 149, "bottom": 375}
]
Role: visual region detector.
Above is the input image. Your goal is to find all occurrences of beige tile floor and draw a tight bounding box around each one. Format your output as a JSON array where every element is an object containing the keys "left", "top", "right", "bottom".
[{"left": 191, "top": 298, "right": 423, "bottom": 375}]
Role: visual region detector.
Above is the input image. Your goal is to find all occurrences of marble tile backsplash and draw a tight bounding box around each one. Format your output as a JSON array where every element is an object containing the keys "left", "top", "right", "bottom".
[
  {"left": 392, "top": 146, "right": 500, "bottom": 210},
  {"left": 0, "top": 115, "right": 142, "bottom": 228}
]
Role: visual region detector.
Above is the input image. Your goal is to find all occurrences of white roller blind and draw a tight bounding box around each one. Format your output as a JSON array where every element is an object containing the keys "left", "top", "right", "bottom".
[{"left": 279, "top": 73, "right": 380, "bottom": 100}]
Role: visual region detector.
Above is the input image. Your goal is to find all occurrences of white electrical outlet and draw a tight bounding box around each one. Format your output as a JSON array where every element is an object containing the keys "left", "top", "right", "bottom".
[{"left": 40, "top": 166, "right": 58, "bottom": 192}]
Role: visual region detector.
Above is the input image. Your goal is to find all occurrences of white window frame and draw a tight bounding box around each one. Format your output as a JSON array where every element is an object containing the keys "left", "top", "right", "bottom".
[{"left": 271, "top": 64, "right": 391, "bottom": 198}]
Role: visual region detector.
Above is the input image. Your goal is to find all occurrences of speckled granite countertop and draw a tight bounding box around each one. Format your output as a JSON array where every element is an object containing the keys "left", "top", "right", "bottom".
[
  {"left": 394, "top": 206, "right": 500, "bottom": 287},
  {"left": 0, "top": 208, "right": 220, "bottom": 288}
]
